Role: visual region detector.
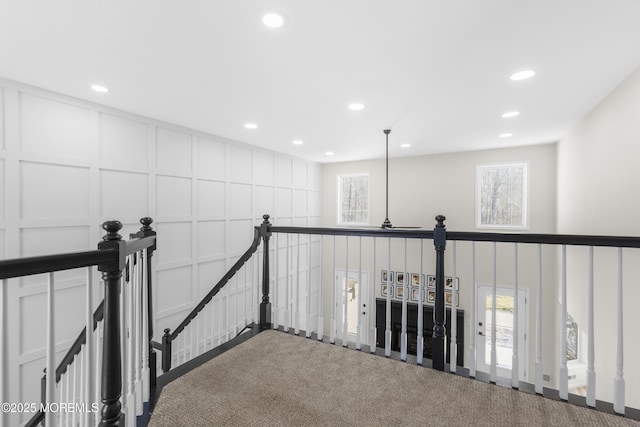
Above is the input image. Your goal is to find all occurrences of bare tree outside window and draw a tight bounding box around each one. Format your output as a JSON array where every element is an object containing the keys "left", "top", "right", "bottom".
[
  {"left": 477, "top": 163, "right": 528, "bottom": 228},
  {"left": 338, "top": 174, "right": 369, "bottom": 225}
]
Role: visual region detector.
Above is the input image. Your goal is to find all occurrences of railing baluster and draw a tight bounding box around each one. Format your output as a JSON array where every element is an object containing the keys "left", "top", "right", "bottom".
[
  {"left": 490, "top": 241, "right": 497, "bottom": 383},
  {"left": 285, "top": 233, "right": 290, "bottom": 333},
  {"left": 470, "top": 241, "right": 476, "bottom": 378},
  {"left": 535, "top": 244, "right": 543, "bottom": 394},
  {"left": 126, "top": 255, "right": 136, "bottom": 426},
  {"left": 369, "top": 238, "right": 376, "bottom": 354},
  {"left": 0, "top": 279, "right": 7, "bottom": 427},
  {"left": 614, "top": 247, "right": 625, "bottom": 414},
  {"left": 295, "top": 234, "right": 301, "bottom": 335},
  {"left": 317, "top": 235, "right": 324, "bottom": 340},
  {"left": 307, "top": 234, "right": 312, "bottom": 338},
  {"left": 46, "top": 272, "right": 57, "bottom": 427},
  {"left": 587, "top": 246, "right": 596, "bottom": 407},
  {"left": 95, "top": 321, "right": 102, "bottom": 427},
  {"left": 135, "top": 253, "right": 143, "bottom": 415},
  {"left": 355, "top": 236, "right": 362, "bottom": 349},
  {"left": 343, "top": 236, "right": 349, "bottom": 347},
  {"left": 450, "top": 240, "right": 457, "bottom": 373},
  {"left": 385, "top": 238, "right": 391, "bottom": 357},
  {"left": 273, "top": 233, "right": 279, "bottom": 330},
  {"left": 330, "top": 235, "right": 336, "bottom": 344},
  {"left": 400, "top": 238, "right": 407, "bottom": 361},
  {"left": 417, "top": 240, "right": 424, "bottom": 365},
  {"left": 85, "top": 268, "right": 95, "bottom": 427},
  {"left": 512, "top": 243, "right": 519, "bottom": 388},
  {"left": 72, "top": 355, "right": 78, "bottom": 427},
  {"left": 560, "top": 245, "right": 568, "bottom": 400}
]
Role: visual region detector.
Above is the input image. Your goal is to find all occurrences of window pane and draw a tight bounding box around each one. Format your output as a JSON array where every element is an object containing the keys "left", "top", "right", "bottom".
[
  {"left": 478, "top": 163, "right": 526, "bottom": 227},
  {"left": 338, "top": 174, "right": 369, "bottom": 224}
]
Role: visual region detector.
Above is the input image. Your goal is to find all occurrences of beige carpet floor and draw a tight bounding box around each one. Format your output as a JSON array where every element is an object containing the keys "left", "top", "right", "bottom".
[{"left": 150, "top": 330, "right": 639, "bottom": 426}]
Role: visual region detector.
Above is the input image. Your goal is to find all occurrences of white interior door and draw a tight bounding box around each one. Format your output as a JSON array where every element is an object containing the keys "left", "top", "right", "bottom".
[
  {"left": 336, "top": 270, "right": 369, "bottom": 346},
  {"left": 476, "top": 284, "right": 528, "bottom": 381}
]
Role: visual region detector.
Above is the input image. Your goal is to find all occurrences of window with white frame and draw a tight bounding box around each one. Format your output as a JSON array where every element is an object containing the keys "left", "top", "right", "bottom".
[
  {"left": 476, "top": 162, "right": 528, "bottom": 229},
  {"left": 337, "top": 174, "right": 370, "bottom": 225}
]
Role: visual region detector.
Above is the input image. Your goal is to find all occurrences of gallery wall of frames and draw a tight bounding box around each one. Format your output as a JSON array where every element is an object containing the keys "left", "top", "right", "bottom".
[{"left": 380, "top": 270, "right": 459, "bottom": 306}]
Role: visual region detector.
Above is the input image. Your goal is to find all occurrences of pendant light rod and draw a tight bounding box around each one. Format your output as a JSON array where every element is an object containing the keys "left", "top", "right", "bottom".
[{"left": 382, "top": 129, "right": 393, "bottom": 228}]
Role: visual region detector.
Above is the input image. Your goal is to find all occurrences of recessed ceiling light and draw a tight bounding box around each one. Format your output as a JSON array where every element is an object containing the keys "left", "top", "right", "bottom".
[
  {"left": 510, "top": 70, "right": 536, "bottom": 81},
  {"left": 262, "top": 13, "right": 284, "bottom": 28},
  {"left": 292, "top": 140, "right": 304, "bottom": 145},
  {"left": 91, "top": 84, "right": 108, "bottom": 93},
  {"left": 400, "top": 143, "right": 411, "bottom": 148},
  {"left": 502, "top": 111, "right": 520, "bottom": 118},
  {"left": 244, "top": 123, "right": 258, "bottom": 129},
  {"left": 499, "top": 133, "right": 513, "bottom": 138},
  {"left": 325, "top": 151, "right": 334, "bottom": 156},
  {"left": 348, "top": 103, "right": 365, "bottom": 111}
]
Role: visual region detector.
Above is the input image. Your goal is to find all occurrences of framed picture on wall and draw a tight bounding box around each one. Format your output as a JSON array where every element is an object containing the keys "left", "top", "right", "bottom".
[
  {"left": 411, "top": 273, "right": 424, "bottom": 286},
  {"left": 445, "top": 276, "right": 459, "bottom": 290},
  {"left": 381, "top": 270, "right": 394, "bottom": 284},
  {"left": 396, "top": 272, "right": 406, "bottom": 285},
  {"left": 410, "top": 287, "right": 420, "bottom": 302},
  {"left": 381, "top": 284, "right": 393, "bottom": 297},
  {"left": 395, "top": 285, "right": 406, "bottom": 299},
  {"left": 426, "top": 289, "right": 435, "bottom": 304},
  {"left": 445, "top": 291, "right": 460, "bottom": 307},
  {"left": 427, "top": 275, "right": 436, "bottom": 288}
]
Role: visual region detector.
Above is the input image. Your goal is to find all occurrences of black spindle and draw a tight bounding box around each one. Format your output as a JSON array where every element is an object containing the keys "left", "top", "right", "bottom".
[
  {"left": 162, "top": 328, "right": 172, "bottom": 373},
  {"left": 97, "top": 220, "right": 126, "bottom": 427},
  {"left": 432, "top": 215, "right": 447, "bottom": 371},
  {"left": 259, "top": 214, "right": 272, "bottom": 329}
]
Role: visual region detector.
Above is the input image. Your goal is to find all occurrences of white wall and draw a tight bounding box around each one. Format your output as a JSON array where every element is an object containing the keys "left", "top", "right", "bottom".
[
  {"left": 0, "top": 77, "right": 321, "bottom": 424},
  {"left": 321, "top": 144, "right": 559, "bottom": 384},
  {"left": 557, "top": 66, "right": 640, "bottom": 408}
]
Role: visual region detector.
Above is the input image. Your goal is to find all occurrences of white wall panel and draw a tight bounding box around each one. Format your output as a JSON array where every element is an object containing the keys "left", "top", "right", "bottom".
[
  {"left": 156, "top": 266, "right": 193, "bottom": 313},
  {"left": 293, "top": 189, "right": 307, "bottom": 215},
  {"left": 156, "top": 127, "right": 192, "bottom": 175},
  {"left": 157, "top": 175, "right": 192, "bottom": 218},
  {"left": 253, "top": 151, "right": 274, "bottom": 186},
  {"left": 18, "top": 358, "right": 43, "bottom": 418},
  {"left": 198, "top": 221, "right": 226, "bottom": 259},
  {"left": 99, "top": 113, "right": 149, "bottom": 169},
  {"left": 20, "top": 162, "right": 90, "bottom": 220},
  {"left": 198, "top": 137, "right": 226, "bottom": 180},
  {"left": 254, "top": 186, "right": 274, "bottom": 218},
  {"left": 0, "top": 230, "right": 5, "bottom": 259},
  {"left": 293, "top": 160, "right": 307, "bottom": 189},
  {"left": 198, "top": 260, "right": 227, "bottom": 298},
  {"left": 0, "top": 159, "right": 4, "bottom": 220},
  {"left": 275, "top": 188, "right": 292, "bottom": 217},
  {"left": 309, "top": 163, "right": 322, "bottom": 191},
  {"left": 229, "top": 183, "right": 252, "bottom": 217},
  {"left": 0, "top": 88, "right": 4, "bottom": 150},
  {"left": 198, "top": 180, "right": 225, "bottom": 217},
  {"left": 229, "top": 145, "right": 252, "bottom": 184},
  {"left": 309, "top": 190, "right": 321, "bottom": 216},
  {"left": 275, "top": 157, "right": 292, "bottom": 187},
  {"left": 230, "top": 220, "right": 252, "bottom": 254},
  {"left": 20, "top": 226, "right": 90, "bottom": 257},
  {"left": 100, "top": 169, "right": 148, "bottom": 218},
  {"left": 19, "top": 291, "right": 46, "bottom": 355},
  {"left": 155, "top": 222, "right": 192, "bottom": 266},
  {"left": 19, "top": 94, "right": 91, "bottom": 160}
]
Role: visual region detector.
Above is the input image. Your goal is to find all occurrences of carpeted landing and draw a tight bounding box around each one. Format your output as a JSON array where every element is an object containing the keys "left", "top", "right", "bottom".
[{"left": 149, "top": 330, "right": 639, "bottom": 426}]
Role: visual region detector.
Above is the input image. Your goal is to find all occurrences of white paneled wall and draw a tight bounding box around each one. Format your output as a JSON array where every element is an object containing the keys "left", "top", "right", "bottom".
[{"left": 0, "top": 78, "right": 321, "bottom": 424}]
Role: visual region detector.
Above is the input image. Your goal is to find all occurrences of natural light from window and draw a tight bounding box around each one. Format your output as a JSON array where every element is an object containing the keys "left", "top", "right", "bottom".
[
  {"left": 337, "top": 174, "right": 370, "bottom": 225},
  {"left": 476, "top": 162, "right": 528, "bottom": 229}
]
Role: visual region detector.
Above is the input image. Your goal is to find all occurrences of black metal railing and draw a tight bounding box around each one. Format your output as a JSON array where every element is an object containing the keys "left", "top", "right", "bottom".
[{"left": 0, "top": 217, "right": 157, "bottom": 427}]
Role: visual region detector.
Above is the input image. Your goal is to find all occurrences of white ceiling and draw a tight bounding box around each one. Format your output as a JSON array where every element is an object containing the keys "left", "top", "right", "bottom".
[{"left": 1, "top": 0, "right": 639, "bottom": 164}]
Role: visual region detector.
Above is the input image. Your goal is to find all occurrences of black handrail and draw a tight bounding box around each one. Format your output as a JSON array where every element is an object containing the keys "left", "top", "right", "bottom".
[
  {"left": 16, "top": 218, "right": 157, "bottom": 427},
  {"left": 269, "top": 225, "right": 640, "bottom": 248},
  {"left": 168, "top": 226, "right": 262, "bottom": 341}
]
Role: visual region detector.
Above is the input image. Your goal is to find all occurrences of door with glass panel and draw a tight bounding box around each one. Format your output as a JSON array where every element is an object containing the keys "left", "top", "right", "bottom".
[
  {"left": 336, "top": 270, "right": 370, "bottom": 345},
  {"left": 476, "top": 285, "right": 528, "bottom": 381}
]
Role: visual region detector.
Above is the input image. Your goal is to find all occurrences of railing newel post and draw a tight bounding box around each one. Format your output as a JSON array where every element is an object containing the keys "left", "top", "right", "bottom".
[
  {"left": 97, "top": 220, "right": 126, "bottom": 427},
  {"left": 162, "top": 329, "right": 172, "bottom": 373},
  {"left": 432, "top": 215, "right": 447, "bottom": 371},
  {"left": 259, "top": 214, "right": 273, "bottom": 330}
]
